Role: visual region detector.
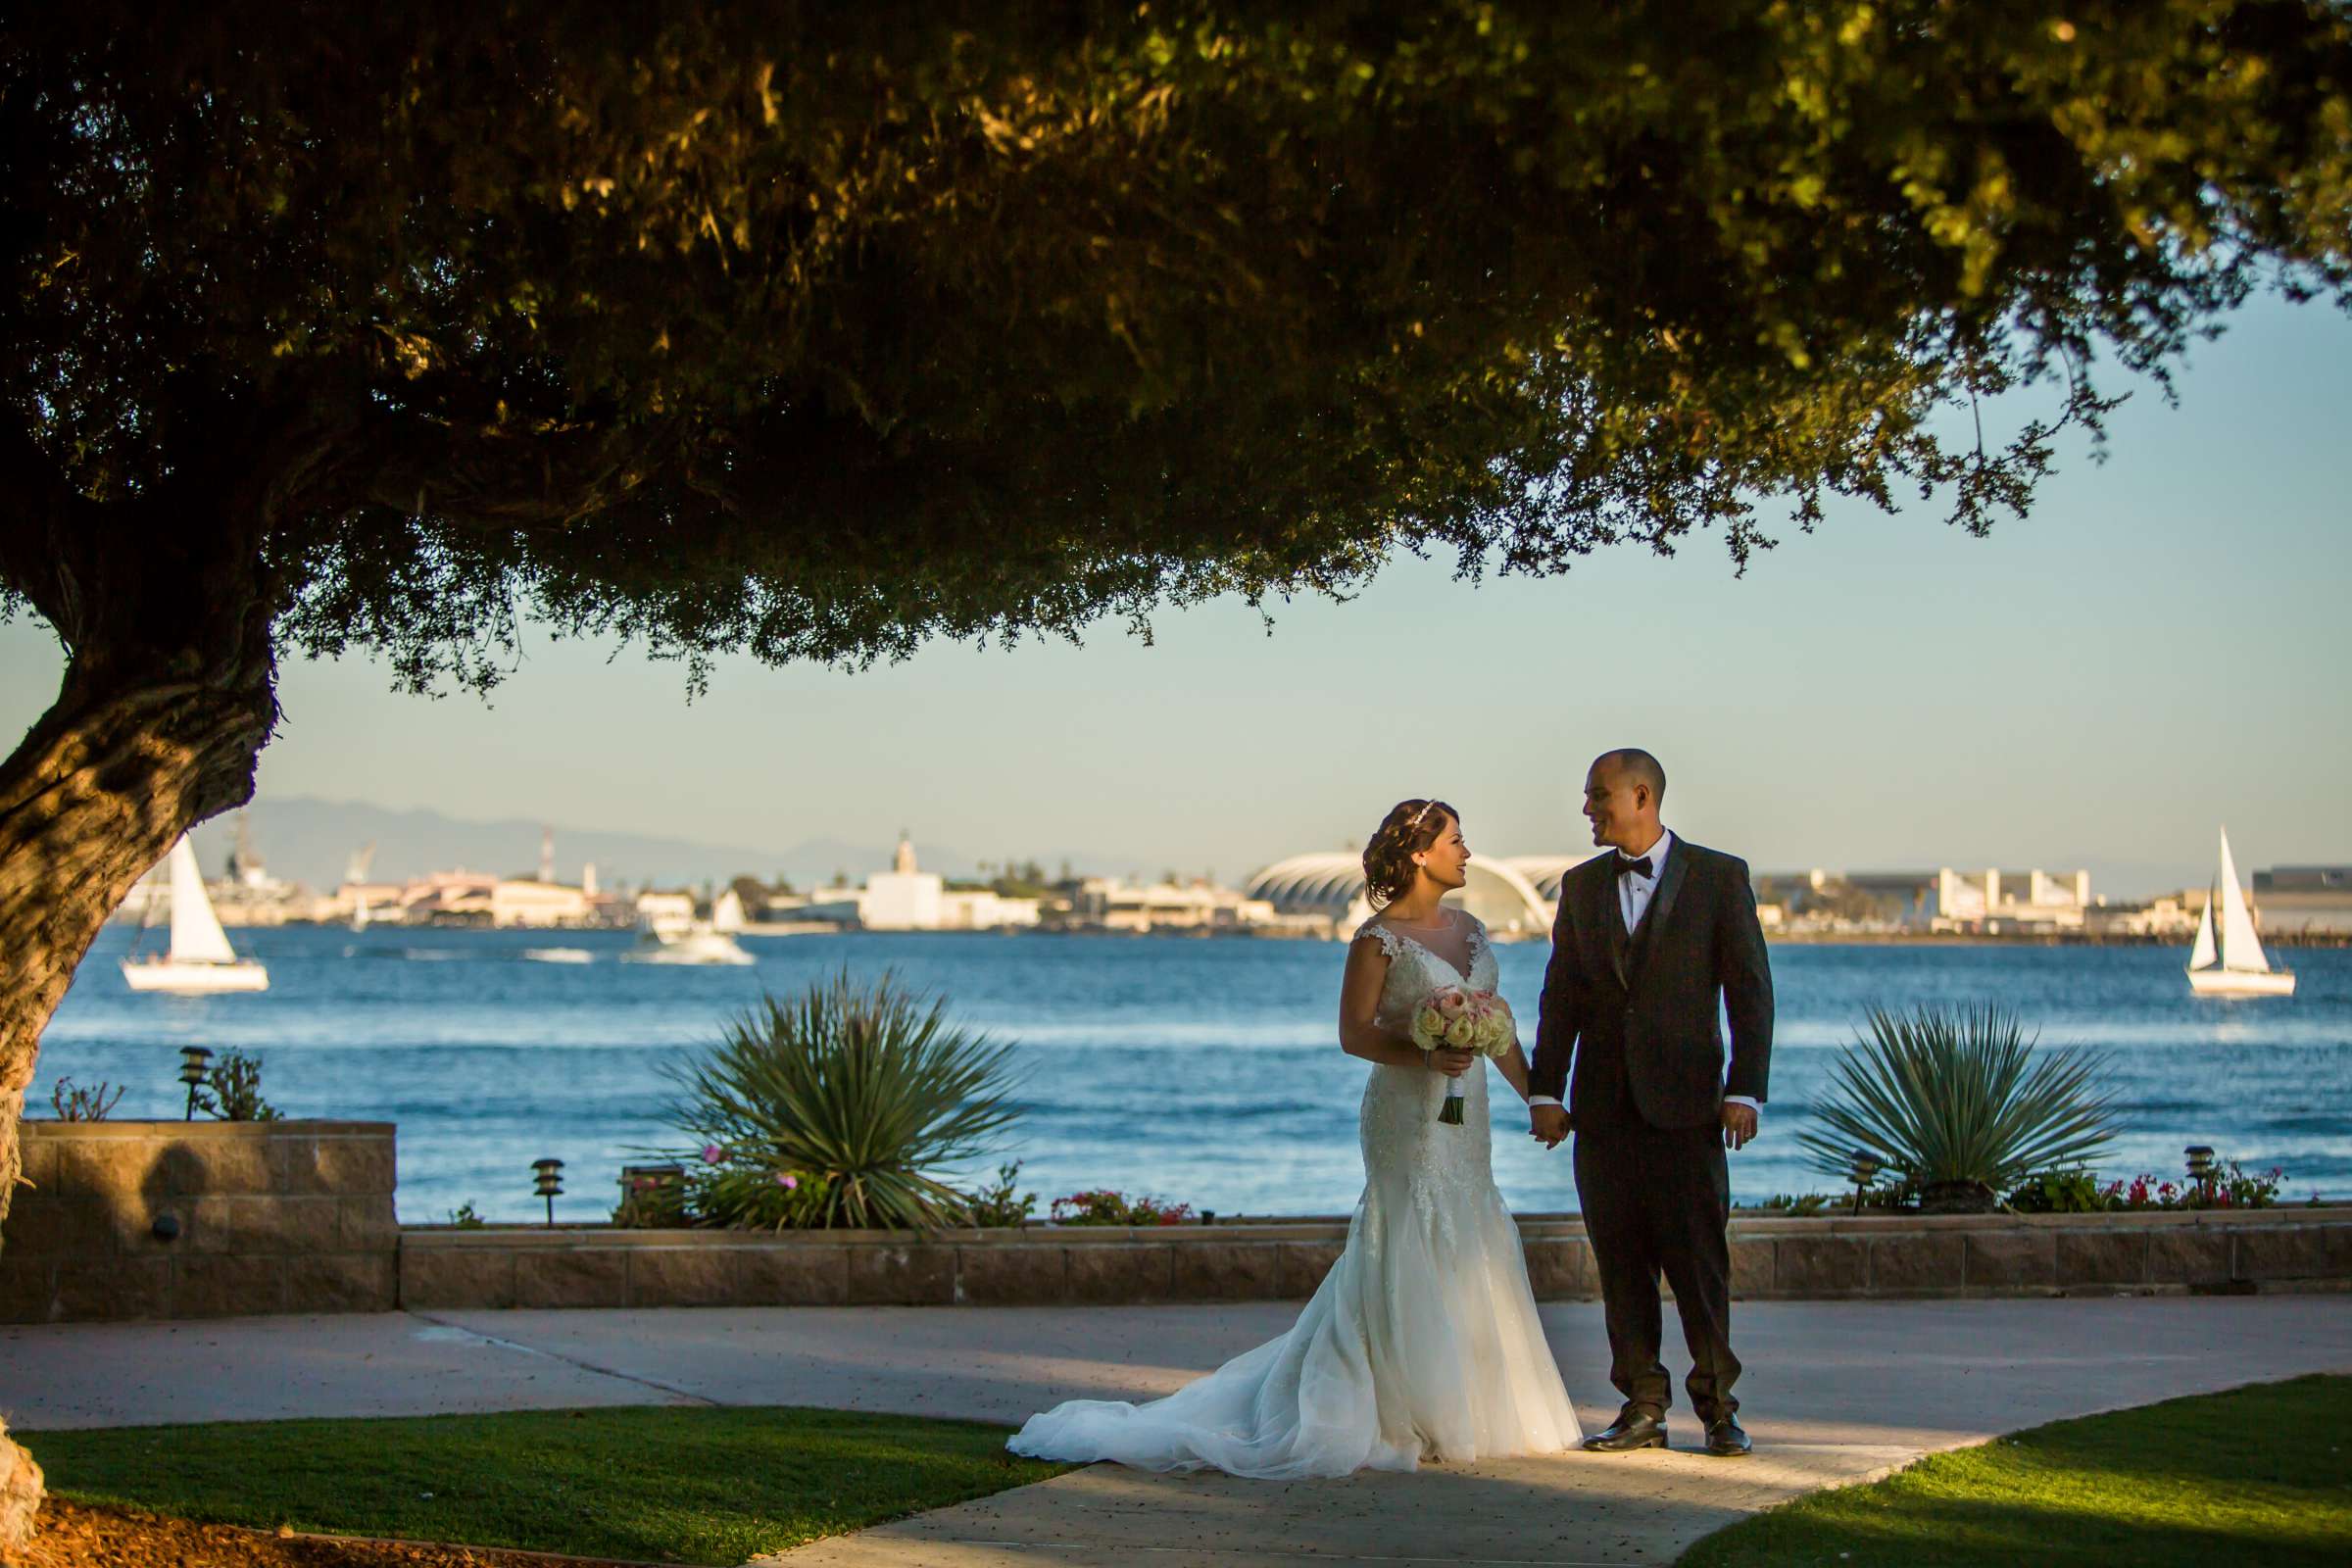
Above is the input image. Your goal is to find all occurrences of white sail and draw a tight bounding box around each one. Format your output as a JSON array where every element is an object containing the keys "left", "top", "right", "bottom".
[
  {"left": 166, "top": 836, "right": 238, "bottom": 964},
  {"left": 711, "top": 888, "right": 746, "bottom": 932},
  {"left": 2214, "top": 829, "right": 2271, "bottom": 973},
  {"left": 2187, "top": 894, "right": 2218, "bottom": 971}
]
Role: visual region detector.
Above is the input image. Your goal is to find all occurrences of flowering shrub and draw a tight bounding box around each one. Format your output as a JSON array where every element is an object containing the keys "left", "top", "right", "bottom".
[
  {"left": 1739, "top": 1186, "right": 1913, "bottom": 1215},
  {"left": 1051, "top": 1189, "right": 1195, "bottom": 1226},
  {"left": 679, "top": 1144, "right": 834, "bottom": 1230},
  {"left": 2005, "top": 1160, "right": 2285, "bottom": 1213},
  {"left": 612, "top": 1165, "right": 690, "bottom": 1227},
  {"left": 966, "top": 1161, "right": 1038, "bottom": 1228}
]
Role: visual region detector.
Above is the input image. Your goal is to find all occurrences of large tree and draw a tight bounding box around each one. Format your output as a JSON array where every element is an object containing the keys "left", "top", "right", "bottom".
[{"left": 1, "top": 0, "right": 2347, "bottom": 1543}]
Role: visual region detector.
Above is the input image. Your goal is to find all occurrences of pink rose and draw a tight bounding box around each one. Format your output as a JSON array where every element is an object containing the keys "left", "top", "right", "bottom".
[
  {"left": 776, "top": 1173, "right": 799, "bottom": 1190},
  {"left": 1434, "top": 988, "right": 1469, "bottom": 1019},
  {"left": 701, "top": 1145, "right": 723, "bottom": 1164}
]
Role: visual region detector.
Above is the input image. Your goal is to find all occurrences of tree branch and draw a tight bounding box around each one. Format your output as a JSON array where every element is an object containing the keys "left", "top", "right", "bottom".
[
  {"left": 351, "top": 411, "right": 668, "bottom": 532},
  {"left": 0, "top": 419, "right": 102, "bottom": 639}
]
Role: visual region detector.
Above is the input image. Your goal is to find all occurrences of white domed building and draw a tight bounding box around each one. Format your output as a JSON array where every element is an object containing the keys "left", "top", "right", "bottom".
[
  {"left": 1245, "top": 852, "right": 1574, "bottom": 941},
  {"left": 1500, "top": 856, "right": 1599, "bottom": 906}
]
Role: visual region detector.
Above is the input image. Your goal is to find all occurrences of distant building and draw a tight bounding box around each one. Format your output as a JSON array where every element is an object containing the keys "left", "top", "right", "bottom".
[
  {"left": 401, "top": 870, "right": 498, "bottom": 921},
  {"left": 1064, "top": 877, "right": 1274, "bottom": 934},
  {"left": 634, "top": 890, "right": 697, "bottom": 935},
  {"left": 939, "top": 889, "right": 1044, "bottom": 930},
  {"left": 1931, "top": 868, "right": 2093, "bottom": 934},
  {"left": 860, "top": 834, "right": 945, "bottom": 930},
  {"left": 1501, "top": 855, "right": 1599, "bottom": 906},
  {"left": 848, "top": 836, "right": 1041, "bottom": 930},
  {"left": 490, "top": 879, "right": 595, "bottom": 928},
  {"left": 1245, "top": 853, "right": 1555, "bottom": 940},
  {"left": 316, "top": 880, "right": 404, "bottom": 924},
  {"left": 2248, "top": 865, "right": 2352, "bottom": 937},
  {"left": 2086, "top": 893, "right": 2202, "bottom": 939}
]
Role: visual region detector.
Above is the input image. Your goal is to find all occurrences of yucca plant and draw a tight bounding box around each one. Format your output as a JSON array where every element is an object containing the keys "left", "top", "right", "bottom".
[
  {"left": 1796, "top": 1004, "right": 2117, "bottom": 1212},
  {"left": 661, "top": 972, "right": 1021, "bottom": 1230}
]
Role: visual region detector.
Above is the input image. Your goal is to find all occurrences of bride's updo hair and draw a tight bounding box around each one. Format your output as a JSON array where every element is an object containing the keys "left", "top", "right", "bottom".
[{"left": 1362, "top": 799, "right": 1457, "bottom": 908}]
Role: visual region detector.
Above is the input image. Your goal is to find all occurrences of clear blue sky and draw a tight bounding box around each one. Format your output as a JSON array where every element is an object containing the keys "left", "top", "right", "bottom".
[{"left": 6, "top": 293, "right": 2348, "bottom": 896}]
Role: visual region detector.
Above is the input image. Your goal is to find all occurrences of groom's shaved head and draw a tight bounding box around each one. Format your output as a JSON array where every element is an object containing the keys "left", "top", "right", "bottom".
[{"left": 1595, "top": 748, "right": 1666, "bottom": 802}]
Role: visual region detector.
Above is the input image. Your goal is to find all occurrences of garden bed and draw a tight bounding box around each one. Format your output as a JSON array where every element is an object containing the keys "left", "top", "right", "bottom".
[
  {"left": 13, "top": 1497, "right": 653, "bottom": 1568},
  {"left": 397, "top": 1205, "right": 2352, "bottom": 1311}
]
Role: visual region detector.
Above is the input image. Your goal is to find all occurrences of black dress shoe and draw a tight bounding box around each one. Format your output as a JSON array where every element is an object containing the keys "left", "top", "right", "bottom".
[
  {"left": 1582, "top": 1411, "right": 1668, "bottom": 1452},
  {"left": 1704, "top": 1416, "right": 1752, "bottom": 1456}
]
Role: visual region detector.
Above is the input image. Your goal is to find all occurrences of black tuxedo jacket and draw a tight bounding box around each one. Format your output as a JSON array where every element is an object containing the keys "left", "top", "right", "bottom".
[{"left": 1530, "top": 836, "right": 1773, "bottom": 1131}]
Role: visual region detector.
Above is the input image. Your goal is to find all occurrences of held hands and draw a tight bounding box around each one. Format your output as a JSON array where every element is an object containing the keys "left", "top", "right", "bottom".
[
  {"left": 1721, "top": 1101, "right": 1759, "bottom": 1152},
  {"left": 1529, "top": 1103, "right": 1569, "bottom": 1149},
  {"left": 1426, "top": 1048, "right": 1476, "bottom": 1077}
]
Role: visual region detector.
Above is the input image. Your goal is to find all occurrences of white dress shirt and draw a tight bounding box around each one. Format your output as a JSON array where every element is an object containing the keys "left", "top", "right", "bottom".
[{"left": 1527, "top": 827, "right": 1760, "bottom": 1119}]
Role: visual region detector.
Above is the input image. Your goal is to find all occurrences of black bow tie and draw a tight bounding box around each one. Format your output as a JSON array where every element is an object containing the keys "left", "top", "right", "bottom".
[{"left": 1615, "top": 854, "right": 1654, "bottom": 880}]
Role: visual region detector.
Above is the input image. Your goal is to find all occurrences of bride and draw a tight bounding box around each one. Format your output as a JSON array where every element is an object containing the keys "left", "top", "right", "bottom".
[{"left": 1007, "top": 798, "right": 1580, "bottom": 1477}]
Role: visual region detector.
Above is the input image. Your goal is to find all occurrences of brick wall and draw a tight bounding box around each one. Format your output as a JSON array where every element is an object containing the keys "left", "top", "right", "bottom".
[
  {"left": 399, "top": 1207, "right": 2352, "bottom": 1311},
  {"left": 2, "top": 1121, "right": 397, "bottom": 1322}
]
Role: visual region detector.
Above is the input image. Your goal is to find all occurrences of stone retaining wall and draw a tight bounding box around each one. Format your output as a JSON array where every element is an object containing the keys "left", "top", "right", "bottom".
[
  {"left": 399, "top": 1207, "right": 2352, "bottom": 1311},
  {"left": 1, "top": 1121, "right": 397, "bottom": 1322},
  {"left": 9, "top": 1120, "right": 2339, "bottom": 1323}
]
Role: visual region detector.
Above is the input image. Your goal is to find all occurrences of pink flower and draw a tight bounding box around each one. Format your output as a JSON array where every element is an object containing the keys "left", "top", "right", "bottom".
[
  {"left": 701, "top": 1145, "right": 723, "bottom": 1164},
  {"left": 1434, "top": 988, "right": 1469, "bottom": 1019},
  {"left": 776, "top": 1174, "right": 799, "bottom": 1190}
]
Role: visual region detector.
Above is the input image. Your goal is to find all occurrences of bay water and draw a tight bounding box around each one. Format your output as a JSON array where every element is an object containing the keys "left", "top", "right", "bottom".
[{"left": 31, "top": 927, "right": 2352, "bottom": 1223}]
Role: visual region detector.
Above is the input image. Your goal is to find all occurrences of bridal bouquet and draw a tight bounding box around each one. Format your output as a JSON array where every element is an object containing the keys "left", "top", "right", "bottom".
[{"left": 1410, "top": 986, "right": 1516, "bottom": 1125}]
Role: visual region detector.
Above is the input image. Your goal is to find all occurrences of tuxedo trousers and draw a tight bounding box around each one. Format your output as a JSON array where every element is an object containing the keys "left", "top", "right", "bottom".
[{"left": 1572, "top": 1122, "right": 1740, "bottom": 1422}]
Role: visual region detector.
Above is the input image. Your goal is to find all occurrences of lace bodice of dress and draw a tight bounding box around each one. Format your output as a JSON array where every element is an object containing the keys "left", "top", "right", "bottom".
[
  {"left": 1351, "top": 910, "right": 1502, "bottom": 1233},
  {"left": 1354, "top": 909, "right": 1496, "bottom": 1021}
]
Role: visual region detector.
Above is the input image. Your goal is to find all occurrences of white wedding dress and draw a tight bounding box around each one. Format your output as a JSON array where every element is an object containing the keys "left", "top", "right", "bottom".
[{"left": 1007, "top": 911, "right": 1580, "bottom": 1477}]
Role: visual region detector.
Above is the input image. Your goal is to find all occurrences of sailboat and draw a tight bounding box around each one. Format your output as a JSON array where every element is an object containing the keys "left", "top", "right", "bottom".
[
  {"left": 122, "top": 836, "right": 270, "bottom": 993},
  {"left": 2186, "top": 828, "right": 2294, "bottom": 997},
  {"left": 623, "top": 918, "right": 755, "bottom": 965}
]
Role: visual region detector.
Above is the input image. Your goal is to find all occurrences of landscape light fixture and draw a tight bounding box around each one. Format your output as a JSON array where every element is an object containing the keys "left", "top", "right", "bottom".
[
  {"left": 2185, "top": 1145, "right": 2216, "bottom": 1200},
  {"left": 532, "top": 1157, "right": 565, "bottom": 1227},
  {"left": 177, "top": 1046, "right": 213, "bottom": 1120},
  {"left": 1847, "top": 1149, "right": 1884, "bottom": 1215}
]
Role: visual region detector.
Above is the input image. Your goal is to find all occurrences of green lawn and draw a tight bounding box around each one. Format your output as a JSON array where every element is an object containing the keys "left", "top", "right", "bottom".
[
  {"left": 1684, "top": 1373, "right": 2352, "bottom": 1566},
  {"left": 27, "top": 1403, "right": 1066, "bottom": 1565}
]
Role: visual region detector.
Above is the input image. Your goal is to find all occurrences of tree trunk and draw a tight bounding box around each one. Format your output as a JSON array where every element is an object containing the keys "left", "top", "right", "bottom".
[{"left": 0, "top": 549, "right": 278, "bottom": 1550}]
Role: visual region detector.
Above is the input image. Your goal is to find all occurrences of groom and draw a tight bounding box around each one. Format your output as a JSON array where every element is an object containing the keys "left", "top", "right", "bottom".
[{"left": 1529, "top": 748, "right": 1773, "bottom": 1458}]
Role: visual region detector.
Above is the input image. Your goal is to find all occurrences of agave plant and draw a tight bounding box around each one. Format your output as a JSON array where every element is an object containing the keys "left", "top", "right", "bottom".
[
  {"left": 662, "top": 972, "right": 1021, "bottom": 1230},
  {"left": 1795, "top": 1004, "right": 2117, "bottom": 1211}
]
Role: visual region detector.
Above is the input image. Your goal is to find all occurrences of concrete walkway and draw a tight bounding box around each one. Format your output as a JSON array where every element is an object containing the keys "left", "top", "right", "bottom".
[{"left": 5, "top": 1297, "right": 2349, "bottom": 1565}]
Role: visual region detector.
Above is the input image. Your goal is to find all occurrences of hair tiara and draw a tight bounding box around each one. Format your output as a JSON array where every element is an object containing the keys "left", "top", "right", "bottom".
[{"left": 1405, "top": 798, "right": 1440, "bottom": 829}]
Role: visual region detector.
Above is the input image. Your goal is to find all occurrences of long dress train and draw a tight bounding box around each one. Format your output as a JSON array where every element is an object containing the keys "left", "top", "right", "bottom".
[{"left": 1007, "top": 914, "right": 1580, "bottom": 1478}]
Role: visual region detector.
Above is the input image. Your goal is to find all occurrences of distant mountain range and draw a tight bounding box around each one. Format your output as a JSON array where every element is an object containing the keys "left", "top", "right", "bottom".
[{"left": 180, "top": 797, "right": 989, "bottom": 892}]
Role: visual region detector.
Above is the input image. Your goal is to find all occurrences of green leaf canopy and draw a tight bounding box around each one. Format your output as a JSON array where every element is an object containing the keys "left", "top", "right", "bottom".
[{"left": 4, "top": 2, "right": 2346, "bottom": 688}]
